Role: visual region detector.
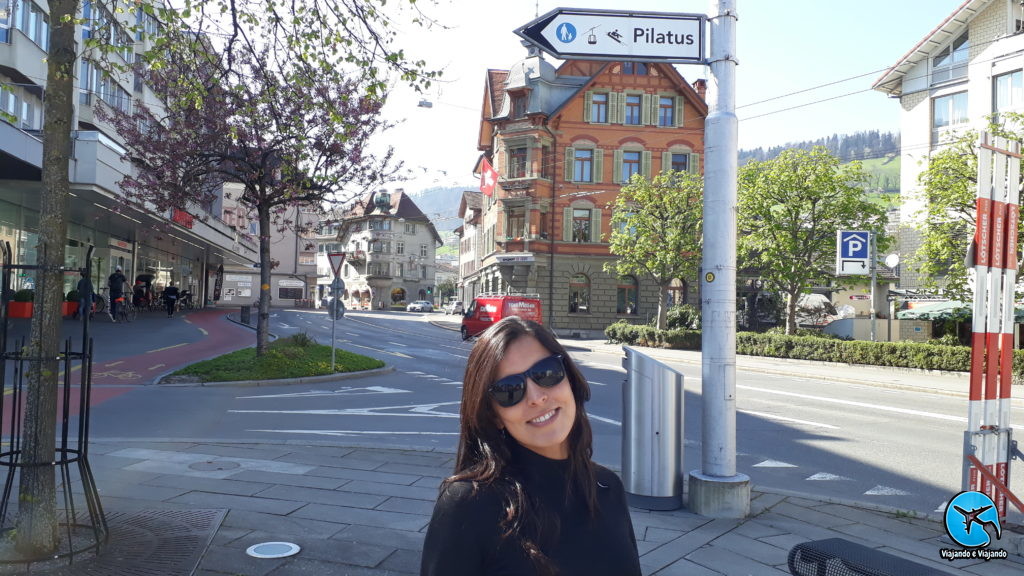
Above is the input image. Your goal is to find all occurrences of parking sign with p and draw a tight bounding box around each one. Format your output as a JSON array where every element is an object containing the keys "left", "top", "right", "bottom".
[{"left": 836, "top": 231, "right": 870, "bottom": 276}]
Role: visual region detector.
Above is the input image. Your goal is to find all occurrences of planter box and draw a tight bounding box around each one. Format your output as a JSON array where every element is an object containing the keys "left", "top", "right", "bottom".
[
  {"left": 62, "top": 302, "right": 79, "bottom": 317},
  {"left": 7, "top": 302, "right": 33, "bottom": 318}
]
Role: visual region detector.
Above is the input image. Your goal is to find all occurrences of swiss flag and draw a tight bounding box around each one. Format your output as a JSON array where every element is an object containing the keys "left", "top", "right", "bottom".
[{"left": 479, "top": 157, "right": 499, "bottom": 197}]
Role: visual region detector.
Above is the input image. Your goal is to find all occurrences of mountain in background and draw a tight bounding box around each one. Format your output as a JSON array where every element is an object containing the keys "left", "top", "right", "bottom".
[{"left": 740, "top": 130, "right": 901, "bottom": 194}]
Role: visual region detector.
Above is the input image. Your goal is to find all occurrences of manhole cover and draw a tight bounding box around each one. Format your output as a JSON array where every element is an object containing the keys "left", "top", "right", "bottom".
[
  {"left": 188, "top": 460, "right": 241, "bottom": 471},
  {"left": 246, "top": 542, "right": 301, "bottom": 559}
]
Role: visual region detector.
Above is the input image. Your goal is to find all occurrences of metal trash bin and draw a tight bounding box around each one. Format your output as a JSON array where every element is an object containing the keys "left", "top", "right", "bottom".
[
  {"left": 240, "top": 305, "right": 251, "bottom": 324},
  {"left": 621, "top": 345, "right": 684, "bottom": 511}
]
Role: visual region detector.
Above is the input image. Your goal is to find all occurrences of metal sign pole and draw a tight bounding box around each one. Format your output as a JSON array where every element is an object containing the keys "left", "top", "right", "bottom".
[
  {"left": 331, "top": 273, "right": 337, "bottom": 373},
  {"left": 870, "top": 234, "right": 876, "bottom": 342}
]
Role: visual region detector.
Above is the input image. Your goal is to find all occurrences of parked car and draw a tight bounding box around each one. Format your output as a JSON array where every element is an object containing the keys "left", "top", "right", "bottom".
[
  {"left": 461, "top": 294, "right": 543, "bottom": 340},
  {"left": 444, "top": 300, "right": 464, "bottom": 315},
  {"left": 406, "top": 300, "right": 434, "bottom": 312}
]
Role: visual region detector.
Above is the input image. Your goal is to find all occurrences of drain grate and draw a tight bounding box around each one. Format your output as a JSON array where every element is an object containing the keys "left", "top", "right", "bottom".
[{"left": 2, "top": 509, "right": 225, "bottom": 576}]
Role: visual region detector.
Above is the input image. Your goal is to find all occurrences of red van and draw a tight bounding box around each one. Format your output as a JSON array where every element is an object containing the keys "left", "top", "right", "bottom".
[{"left": 461, "top": 294, "right": 543, "bottom": 340}]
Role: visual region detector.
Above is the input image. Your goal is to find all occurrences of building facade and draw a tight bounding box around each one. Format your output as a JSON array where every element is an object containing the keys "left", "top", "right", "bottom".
[
  {"left": 872, "top": 0, "right": 1024, "bottom": 290},
  {"left": 463, "top": 49, "right": 707, "bottom": 337},
  {"left": 321, "top": 189, "right": 442, "bottom": 310},
  {"left": 0, "top": 0, "right": 257, "bottom": 304}
]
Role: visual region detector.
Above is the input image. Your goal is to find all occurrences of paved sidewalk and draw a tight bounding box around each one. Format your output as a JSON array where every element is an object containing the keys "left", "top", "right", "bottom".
[{"left": 9, "top": 310, "right": 1024, "bottom": 574}]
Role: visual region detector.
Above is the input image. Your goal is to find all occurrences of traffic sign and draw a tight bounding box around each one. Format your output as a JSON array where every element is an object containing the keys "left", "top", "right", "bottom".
[
  {"left": 327, "top": 252, "right": 346, "bottom": 277},
  {"left": 515, "top": 8, "right": 706, "bottom": 63},
  {"left": 836, "top": 231, "right": 870, "bottom": 276}
]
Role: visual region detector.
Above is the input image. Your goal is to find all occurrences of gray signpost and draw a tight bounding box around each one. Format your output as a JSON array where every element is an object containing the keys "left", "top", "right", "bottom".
[
  {"left": 327, "top": 252, "right": 346, "bottom": 372},
  {"left": 518, "top": 0, "right": 747, "bottom": 518}
]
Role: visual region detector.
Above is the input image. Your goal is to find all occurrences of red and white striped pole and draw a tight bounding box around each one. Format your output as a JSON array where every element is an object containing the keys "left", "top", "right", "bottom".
[{"left": 967, "top": 133, "right": 1021, "bottom": 521}]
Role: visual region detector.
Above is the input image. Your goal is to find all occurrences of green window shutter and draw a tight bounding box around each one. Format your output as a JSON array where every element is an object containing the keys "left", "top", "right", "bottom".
[
  {"left": 564, "top": 147, "right": 575, "bottom": 181},
  {"left": 591, "top": 208, "right": 603, "bottom": 243},
  {"left": 612, "top": 149, "right": 623, "bottom": 184},
  {"left": 689, "top": 153, "right": 700, "bottom": 174},
  {"left": 662, "top": 151, "right": 671, "bottom": 174},
  {"left": 563, "top": 208, "right": 573, "bottom": 242},
  {"left": 616, "top": 92, "right": 627, "bottom": 124},
  {"left": 607, "top": 92, "right": 619, "bottom": 124},
  {"left": 674, "top": 97, "right": 684, "bottom": 127},
  {"left": 594, "top": 148, "right": 605, "bottom": 183},
  {"left": 641, "top": 94, "right": 652, "bottom": 125},
  {"left": 641, "top": 151, "right": 652, "bottom": 179},
  {"left": 584, "top": 91, "right": 593, "bottom": 123}
]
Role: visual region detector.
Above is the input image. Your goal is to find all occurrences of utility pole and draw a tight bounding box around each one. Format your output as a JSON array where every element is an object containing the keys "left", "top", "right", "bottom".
[{"left": 688, "top": 0, "right": 750, "bottom": 518}]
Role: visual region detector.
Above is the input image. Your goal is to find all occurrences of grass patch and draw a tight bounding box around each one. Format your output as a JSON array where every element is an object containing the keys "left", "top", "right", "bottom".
[{"left": 171, "top": 333, "right": 385, "bottom": 382}]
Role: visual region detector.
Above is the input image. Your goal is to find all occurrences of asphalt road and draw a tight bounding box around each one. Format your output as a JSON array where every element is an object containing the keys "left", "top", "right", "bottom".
[{"left": 85, "top": 309, "right": 1024, "bottom": 521}]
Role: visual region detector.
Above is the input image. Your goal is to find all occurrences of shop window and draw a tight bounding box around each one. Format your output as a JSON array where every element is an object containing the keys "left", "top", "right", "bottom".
[
  {"left": 617, "top": 276, "right": 638, "bottom": 314},
  {"left": 569, "top": 274, "right": 590, "bottom": 313}
]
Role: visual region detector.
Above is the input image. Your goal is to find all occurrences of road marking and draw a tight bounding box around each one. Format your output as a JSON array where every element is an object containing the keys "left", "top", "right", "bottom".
[
  {"left": 347, "top": 343, "right": 413, "bottom": 358},
  {"left": 231, "top": 400, "right": 461, "bottom": 418},
  {"left": 238, "top": 386, "right": 410, "bottom": 399},
  {"left": 447, "top": 352, "right": 469, "bottom": 359},
  {"left": 587, "top": 381, "right": 608, "bottom": 387},
  {"left": 198, "top": 328, "right": 208, "bottom": 336},
  {"left": 93, "top": 370, "right": 141, "bottom": 380},
  {"left": 737, "top": 384, "right": 1024, "bottom": 430},
  {"left": 581, "top": 361, "right": 625, "bottom": 373},
  {"left": 740, "top": 409, "right": 839, "bottom": 430},
  {"left": 753, "top": 460, "right": 798, "bottom": 468},
  {"left": 147, "top": 343, "right": 187, "bottom": 354},
  {"left": 105, "top": 361, "right": 124, "bottom": 367},
  {"left": 346, "top": 332, "right": 359, "bottom": 336},
  {"left": 388, "top": 342, "right": 408, "bottom": 347},
  {"left": 249, "top": 429, "right": 459, "bottom": 437},
  {"left": 279, "top": 323, "right": 293, "bottom": 329},
  {"left": 806, "top": 472, "right": 851, "bottom": 481},
  {"left": 865, "top": 485, "right": 911, "bottom": 496},
  {"left": 589, "top": 414, "right": 621, "bottom": 426},
  {"left": 149, "top": 364, "right": 166, "bottom": 371}
]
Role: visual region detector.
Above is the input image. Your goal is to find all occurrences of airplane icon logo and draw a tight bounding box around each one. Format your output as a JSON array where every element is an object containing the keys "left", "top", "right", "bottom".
[{"left": 944, "top": 491, "right": 1002, "bottom": 548}]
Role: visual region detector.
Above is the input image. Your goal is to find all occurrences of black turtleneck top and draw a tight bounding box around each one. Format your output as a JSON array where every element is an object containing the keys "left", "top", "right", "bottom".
[{"left": 420, "top": 442, "right": 641, "bottom": 576}]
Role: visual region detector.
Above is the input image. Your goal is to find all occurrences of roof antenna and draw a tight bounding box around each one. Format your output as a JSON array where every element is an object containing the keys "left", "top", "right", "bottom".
[{"left": 535, "top": 0, "right": 539, "bottom": 17}]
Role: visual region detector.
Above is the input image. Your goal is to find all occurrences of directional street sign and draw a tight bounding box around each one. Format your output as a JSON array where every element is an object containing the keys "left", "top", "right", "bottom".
[
  {"left": 836, "top": 231, "right": 871, "bottom": 276},
  {"left": 515, "top": 8, "right": 706, "bottom": 63}
]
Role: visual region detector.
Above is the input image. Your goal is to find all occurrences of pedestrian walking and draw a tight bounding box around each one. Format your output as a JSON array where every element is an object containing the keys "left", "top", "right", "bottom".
[
  {"left": 420, "top": 317, "right": 641, "bottom": 576},
  {"left": 108, "top": 266, "right": 126, "bottom": 321},
  {"left": 163, "top": 281, "right": 180, "bottom": 318},
  {"left": 76, "top": 270, "right": 93, "bottom": 320}
]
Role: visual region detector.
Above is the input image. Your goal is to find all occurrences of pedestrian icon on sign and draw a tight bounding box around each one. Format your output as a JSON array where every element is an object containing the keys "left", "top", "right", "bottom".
[{"left": 557, "top": 22, "right": 577, "bottom": 43}]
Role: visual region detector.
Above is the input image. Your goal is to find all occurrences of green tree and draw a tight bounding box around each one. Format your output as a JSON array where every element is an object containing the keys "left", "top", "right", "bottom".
[
  {"left": 605, "top": 171, "right": 703, "bottom": 330},
  {"left": 737, "top": 147, "right": 889, "bottom": 335},
  {"left": 913, "top": 113, "right": 1024, "bottom": 300}
]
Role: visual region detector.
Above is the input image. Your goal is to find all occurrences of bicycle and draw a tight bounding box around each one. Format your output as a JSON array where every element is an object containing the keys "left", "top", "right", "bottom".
[{"left": 114, "top": 295, "right": 136, "bottom": 323}]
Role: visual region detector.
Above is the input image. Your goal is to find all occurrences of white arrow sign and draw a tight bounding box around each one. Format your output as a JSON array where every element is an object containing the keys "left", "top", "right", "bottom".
[{"left": 516, "top": 8, "right": 706, "bottom": 63}]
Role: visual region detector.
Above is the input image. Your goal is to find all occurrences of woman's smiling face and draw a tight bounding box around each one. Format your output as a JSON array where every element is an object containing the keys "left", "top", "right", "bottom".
[{"left": 492, "top": 335, "right": 576, "bottom": 460}]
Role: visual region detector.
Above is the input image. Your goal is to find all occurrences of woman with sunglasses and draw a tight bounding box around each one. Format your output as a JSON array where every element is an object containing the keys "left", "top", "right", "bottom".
[{"left": 421, "top": 317, "right": 641, "bottom": 576}]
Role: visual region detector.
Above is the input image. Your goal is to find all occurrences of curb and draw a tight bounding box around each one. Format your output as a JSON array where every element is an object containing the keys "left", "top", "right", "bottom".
[{"left": 156, "top": 365, "right": 396, "bottom": 387}]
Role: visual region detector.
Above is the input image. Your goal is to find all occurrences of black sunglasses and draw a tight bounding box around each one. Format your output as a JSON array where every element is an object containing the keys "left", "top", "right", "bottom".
[{"left": 488, "top": 354, "right": 566, "bottom": 408}]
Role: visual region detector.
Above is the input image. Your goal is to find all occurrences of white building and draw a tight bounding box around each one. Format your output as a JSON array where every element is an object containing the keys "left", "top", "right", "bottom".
[
  {"left": 0, "top": 0, "right": 257, "bottom": 301},
  {"left": 872, "top": 0, "right": 1024, "bottom": 289}
]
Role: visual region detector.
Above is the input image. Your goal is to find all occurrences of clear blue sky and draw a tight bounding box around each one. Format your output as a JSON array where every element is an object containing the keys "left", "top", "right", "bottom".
[{"left": 378, "top": 0, "right": 964, "bottom": 193}]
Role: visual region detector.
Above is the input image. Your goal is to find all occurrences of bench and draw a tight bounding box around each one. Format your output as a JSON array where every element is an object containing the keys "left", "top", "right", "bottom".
[{"left": 788, "top": 538, "right": 954, "bottom": 576}]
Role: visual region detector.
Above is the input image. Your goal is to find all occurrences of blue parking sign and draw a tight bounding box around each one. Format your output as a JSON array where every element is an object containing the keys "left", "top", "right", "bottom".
[{"left": 839, "top": 231, "right": 869, "bottom": 259}]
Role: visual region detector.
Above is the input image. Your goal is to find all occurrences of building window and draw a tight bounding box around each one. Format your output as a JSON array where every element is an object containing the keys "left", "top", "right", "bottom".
[
  {"left": 569, "top": 274, "right": 590, "bottom": 313},
  {"left": 298, "top": 252, "right": 316, "bottom": 265},
  {"left": 506, "top": 207, "right": 525, "bottom": 239},
  {"left": 622, "top": 62, "right": 648, "bottom": 75},
  {"left": 396, "top": 241, "right": 405, "bottom": 255},
  {"left": 591, "top": 93, "right": 608, "bottom": 123},
  {"left": 421, "top": 265, "right": 427, "bottom": 279},
  {"left": 404, "top": 222, "right": 415, "bottom": 234},
  {"left": 509, "top": 146, "right": 528, "bottom": 178},
  {"left": 574, "top": 149, "right": 593, "bottom": 182},
  {"left": 671, "top": 153, "right": 690, "bottom": 172},
  {"left": 658, "top": 97, "right": 675, "bottom": 127},
  {"left": 420, "top": 244, "right": 428, "bottom": 257},
  {"left": 572, "top": 209, "right": 591, "bottom": 243},
  {"left": 932, "top": 92, "right": 968, "bottom": 144},
  {"left": 994, "top": 70, "right": 1022, "bottom": 117},
  {"left": 511, "top": 94, "right": 527, "bottom": 118},
  {"left": 622, "top": 151, "right": 641, "bottom": 182},
  {"left": 932, "top": 32, "right": 968, "bottom": 85},
  {"left": 624, "top": 95, "right": 641, "bottom": 125},
  {"left": 617, "top": 276, "right": 638, "bottom": 314},
  {"left": 541, "top": 145, "right": 553, "bottom": 179}
]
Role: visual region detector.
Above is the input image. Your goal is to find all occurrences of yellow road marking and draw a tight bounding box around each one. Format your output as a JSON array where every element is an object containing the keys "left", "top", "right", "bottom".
[
  {"left": 147, "top": 343, "right": 187, "bottom": 354},
  {"left": 149, "top": 364, "right": 166, "bottom": 371}
]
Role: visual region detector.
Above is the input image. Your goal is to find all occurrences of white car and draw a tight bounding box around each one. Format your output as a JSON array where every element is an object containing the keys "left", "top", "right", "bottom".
[
  {"left": 444, "top": 301, "right": 464, "bottom": 315},
  {"left": 406, "top": 300, "right": 434, "bottom": 312}
]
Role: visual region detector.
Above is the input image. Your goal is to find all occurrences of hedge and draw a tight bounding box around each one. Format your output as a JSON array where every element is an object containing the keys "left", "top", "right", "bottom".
[{"left": 604, "top": 321, "right": 1024, "bottom": 377}]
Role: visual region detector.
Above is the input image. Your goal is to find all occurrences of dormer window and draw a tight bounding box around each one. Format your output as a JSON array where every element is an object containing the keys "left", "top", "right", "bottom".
[
  {"left": 931, "top": 32, "right": 968, "bottom": 85},
  {"left": 511, "top": 94, "right": 527, "bottom": 119}
]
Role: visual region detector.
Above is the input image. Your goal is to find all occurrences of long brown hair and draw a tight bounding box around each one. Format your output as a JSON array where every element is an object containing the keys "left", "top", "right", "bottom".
[{"left": 446, "top": 317, "right": 597, "bottom": 574}]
